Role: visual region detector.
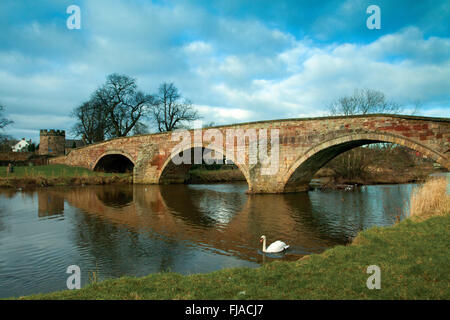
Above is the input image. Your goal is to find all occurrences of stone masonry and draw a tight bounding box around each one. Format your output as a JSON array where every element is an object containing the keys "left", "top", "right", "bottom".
[
  {"left": 49, "top": 114, "right": 450, "bottom": 193},
  {"left": 39, "top": 129, "right": 66, "bottom": 156}
]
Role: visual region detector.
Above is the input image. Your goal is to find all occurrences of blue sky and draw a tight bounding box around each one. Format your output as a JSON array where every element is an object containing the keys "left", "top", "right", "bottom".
[{"left": 0, "top": 0, "right": 449, "bottom": 142}]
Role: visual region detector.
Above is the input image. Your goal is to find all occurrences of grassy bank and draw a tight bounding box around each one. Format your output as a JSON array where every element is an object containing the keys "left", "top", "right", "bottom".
[
  {"left": 0, "top": 164, "right": 131, "bottom": 188},
  {"left": 185, "top": 166, "right": 441, "bottom": 186},
  {"left": 316, "top": 166, "right": 442, "bottom": 187},
  {"left": 14, "top": 177, "right": 449, "bottom": 300},
  {"left": 187, "top": 168, "right": 245, "bottom": 183}
]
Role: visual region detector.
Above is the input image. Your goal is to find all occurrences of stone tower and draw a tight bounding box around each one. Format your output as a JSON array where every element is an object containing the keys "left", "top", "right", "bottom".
[{"left": 39, "top": 129, "right": 66, "bottom": 156}]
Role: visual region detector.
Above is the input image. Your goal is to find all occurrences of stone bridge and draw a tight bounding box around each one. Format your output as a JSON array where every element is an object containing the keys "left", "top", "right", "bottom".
[{"left": 51, "top": 114, "right": 450, "bottom": 193}]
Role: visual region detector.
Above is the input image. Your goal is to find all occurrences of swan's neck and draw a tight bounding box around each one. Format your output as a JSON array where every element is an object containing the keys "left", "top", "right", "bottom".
[{"left": 262, "top": 238, "right": 267, "bottom": 253}]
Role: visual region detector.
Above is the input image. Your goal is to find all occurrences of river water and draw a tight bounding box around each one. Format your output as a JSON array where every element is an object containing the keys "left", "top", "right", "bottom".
[{"left": 0, "top": 180, "right": 428, "bottom": 298}]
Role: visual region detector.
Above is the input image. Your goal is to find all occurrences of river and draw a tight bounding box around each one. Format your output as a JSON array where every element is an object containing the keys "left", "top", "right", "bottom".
[{"left": 0, "top": 180, "right": 430, "bottom": 298}]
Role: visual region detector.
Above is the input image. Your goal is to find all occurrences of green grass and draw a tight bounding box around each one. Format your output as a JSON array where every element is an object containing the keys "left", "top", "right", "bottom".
[
  {"left": 0, "top": 164, "right": 125, "bottom": 178},
  {"left": 15, "top": 212, "right": 450, "bottom": 300},
  {"left": 0, "top": 164, "right": 131, "bottom": 188}
]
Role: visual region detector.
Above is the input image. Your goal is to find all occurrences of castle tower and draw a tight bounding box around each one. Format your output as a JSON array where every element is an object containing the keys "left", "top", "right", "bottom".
[{"left": 39, "top": 129, "right": 66, "bottom": 156}]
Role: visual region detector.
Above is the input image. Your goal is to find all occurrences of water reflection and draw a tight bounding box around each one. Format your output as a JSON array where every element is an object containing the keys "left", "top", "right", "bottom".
[
  {"left": 30, "top": 183, "right": 415, "bottom": 262},
  {"left": 96, "top": 187, "right": 134, "bottom": 208},
  {"left": 38, "top": 191, "right": 64, "bottom": 217},
  {"left": 0, "top": 180, "right": 424, "bottom": 298}
]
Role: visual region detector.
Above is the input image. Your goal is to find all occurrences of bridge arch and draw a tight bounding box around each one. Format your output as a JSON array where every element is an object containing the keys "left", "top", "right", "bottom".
[
  {"left": 157, "top": 142, "right": 251, "bottom": 189},
  {"left": 93, "top": 150, "right": 135, "bottom": 173},
  {"left": 282, "top": 131, "right": 448, "bottom": 193}
]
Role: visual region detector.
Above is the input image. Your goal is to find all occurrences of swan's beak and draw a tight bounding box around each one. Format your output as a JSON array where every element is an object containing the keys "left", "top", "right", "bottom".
[{"left": 259, "top": 238, "right": 263, "bottom": 243}]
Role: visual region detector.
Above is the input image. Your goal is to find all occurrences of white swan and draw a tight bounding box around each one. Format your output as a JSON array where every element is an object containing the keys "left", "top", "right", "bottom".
[{"left": 260, "top": 235, "right": 289, "bottom": 253}]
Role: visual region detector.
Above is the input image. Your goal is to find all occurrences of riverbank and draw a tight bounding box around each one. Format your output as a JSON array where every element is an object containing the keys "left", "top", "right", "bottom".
[
  {"left": 13, "top": 177, "right": 449, "bottom": 300},
  {"left": 0, "top": 164, "right": 132, "bottom": 189},
  {"left": 0, "top": 163, "right": 440, "bottom": 189},
  {"left": 187, "top": 166, "right": 442, "bottom": 187},
  {"left": 187, "top": 168, "right": 246, "bottom": 183},
  {"left": 325, "top": 167, "right": 442, "bottom": 186}
]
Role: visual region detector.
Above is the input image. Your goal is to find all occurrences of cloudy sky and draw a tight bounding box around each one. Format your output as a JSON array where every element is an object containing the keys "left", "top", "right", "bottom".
[{"left": 1, "top": 0, "right": 449, "bottom": 142}]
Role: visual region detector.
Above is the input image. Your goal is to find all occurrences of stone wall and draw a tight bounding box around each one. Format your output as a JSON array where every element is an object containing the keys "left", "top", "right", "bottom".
[
  {"left": 0, "top": 152, "right": 49, "bottom": 166},
  {"left": 49, "top": 114, "right": 450, "bottom": 193},
  {"left": 39, "top": 129, "right": 66, "bottom": 156}
]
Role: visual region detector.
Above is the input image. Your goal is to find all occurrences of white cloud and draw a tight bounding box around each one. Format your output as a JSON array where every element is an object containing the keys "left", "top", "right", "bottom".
[
  {"left": 190, "top": 27, "right": 450, "bottom": 122},
  {"left": 183, "top": 41, "right": 213, "bottom": 55},
  {"left": 195, "top": 105, "right": 255, "bottom": 124},
  {"left": 0, "top": 1, "right": 448, "bottom": 143}
]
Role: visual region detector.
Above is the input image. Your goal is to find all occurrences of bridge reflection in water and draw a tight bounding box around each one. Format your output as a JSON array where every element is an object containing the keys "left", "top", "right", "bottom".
[
  {"left": 0, "top": 182, "right": 416, "bottom": 298},
  {"left": 35, "top": 183, "right": 412, "bottom": 263}
]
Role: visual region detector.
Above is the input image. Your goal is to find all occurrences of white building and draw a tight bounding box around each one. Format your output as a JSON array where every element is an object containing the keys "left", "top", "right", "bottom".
[{"left": 11, "top": 138, "right": 30, "bottom": 152}]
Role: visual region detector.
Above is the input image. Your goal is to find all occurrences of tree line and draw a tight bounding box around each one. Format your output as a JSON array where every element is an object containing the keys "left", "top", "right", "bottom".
[
  {"left": 1, "top": 83, "right": 426, "bottom": 181},
  {"left": 324, "top": 88, "right": 423, "bottom": 182},
  {"left": 71, "top": 73, "right": 200, "bottom": 144}
]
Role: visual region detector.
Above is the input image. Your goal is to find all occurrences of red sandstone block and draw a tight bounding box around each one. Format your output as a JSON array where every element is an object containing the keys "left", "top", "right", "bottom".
[
  {"left": 403, "top": 132, "right": 413, "bottom": 137},
  {"left": 378, "top": 126, "right": 395, "bottom": 131},
  {"left": 394, "top": 125, "right": 410, "bottom": 131}
]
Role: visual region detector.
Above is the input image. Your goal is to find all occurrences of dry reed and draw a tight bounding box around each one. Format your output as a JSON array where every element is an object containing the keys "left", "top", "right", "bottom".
[{"left": 410, "top": 177, "right": 449, "bottom": 220}]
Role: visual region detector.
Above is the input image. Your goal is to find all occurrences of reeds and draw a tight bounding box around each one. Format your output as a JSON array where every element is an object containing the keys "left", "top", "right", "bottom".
[{"left": 410, "top": 177, "right": 449, "bottom": 220}]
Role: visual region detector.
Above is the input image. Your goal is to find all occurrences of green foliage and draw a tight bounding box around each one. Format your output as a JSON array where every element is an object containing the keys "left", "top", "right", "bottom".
[
  {"left": 27, "top": 143, "right": 36, "bottom": 152},
  {"left": 0, "top": 164, "right": 114, "bottom": 178},
  {"left": 0, "top": 164, "right": 132, "bottom": 187}
]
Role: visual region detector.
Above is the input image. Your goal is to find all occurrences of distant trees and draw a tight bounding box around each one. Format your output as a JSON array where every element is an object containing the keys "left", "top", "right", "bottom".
[
  {"left": 0, "top": 104, "right": 13, "bottom": 131},
  {"left": 0, "top": 137, "right": 15, "bottom": 152},
  {"left": 151, "top": 82, "right": 200, "bottom": 132},
  {"left": 27, "top": 142, "right": 37, "bottom": 152},
  {"left": 71, "top": 75, "right": 199, "bottom": 143},
  {"left": 71, "top": 99, "right": 109, "bottom": 144},
  {"left": 0, "top": 104, "right": 14, "bottom": 151},
  {"left": 329, "top": 88, "right": 402, "bottom": 116},
  {"left": 93, "top": 74, "right": 154, "bottom": 138},
  {"left": 324, "top": 88, "right": 417, "bottom": 181}
]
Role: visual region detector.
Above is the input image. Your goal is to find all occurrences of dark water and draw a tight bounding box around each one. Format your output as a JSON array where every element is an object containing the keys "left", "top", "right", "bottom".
[{"left": 0, "top": 181, "right": 421, "bottom": 298}]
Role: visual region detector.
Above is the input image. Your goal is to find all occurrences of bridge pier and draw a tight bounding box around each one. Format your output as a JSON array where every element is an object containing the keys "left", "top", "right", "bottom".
[
  {"left": 49, "top": 114, "right": 449, "bottom": 194},
  {"left": 247, "top": 174, "right": 310, "bottom": 194}
]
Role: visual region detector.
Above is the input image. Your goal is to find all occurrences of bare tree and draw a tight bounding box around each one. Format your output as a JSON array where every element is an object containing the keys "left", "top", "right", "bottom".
[
  {"left": 71, "top": 99, "right": 110, "bottom": 144},
  {"left": 131, "top": 121, "right": 149, "bottom": 135},
  {"left": 151, "top": 82, "right": 200, "bottom": 132},
  {"left": 324, "top": 89, "right": 413, "bottom": 182},
  {"left": 202, "top": 121, "right": 216, "bottom": 128},
  {"left": 0, "top": 104, "right": 13, "bottom": 131},
  {"left": 71, "top": 74, "right": 154, "bottom": 142},
  {"left": 0, "top": 104, "right": 14, "bottom": 151},
  {"left": 329, "top": 88, "right": 402, "bottom": 116},
  {"left": 410, "top": 99, "right": 423, "bottom": 116},
  {"left": 93, "top": 73, "right": 154, "bottom": 138}
]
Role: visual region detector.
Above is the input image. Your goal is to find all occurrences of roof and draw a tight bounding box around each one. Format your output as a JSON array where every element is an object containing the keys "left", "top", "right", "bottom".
[{"left": 12, "top": 139, "right": 30, "bottom": 151}]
